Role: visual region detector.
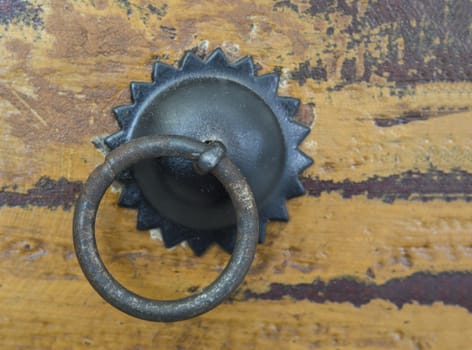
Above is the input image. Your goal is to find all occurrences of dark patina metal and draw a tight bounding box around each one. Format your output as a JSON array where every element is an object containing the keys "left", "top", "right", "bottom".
[
  {"left": 74, "top": 49, "right": 313, "bottom": 320},
  {"left": 104, "top": 48, "right": 312, "bottom": 254},
  {"left": 73, "top": 135, "right": 258, "bottom": 322}
]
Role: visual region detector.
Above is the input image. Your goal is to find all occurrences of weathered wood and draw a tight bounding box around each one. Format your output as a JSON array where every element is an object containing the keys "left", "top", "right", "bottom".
[{"left": 1, "top": 0, "right": 471, "bottom": 349}]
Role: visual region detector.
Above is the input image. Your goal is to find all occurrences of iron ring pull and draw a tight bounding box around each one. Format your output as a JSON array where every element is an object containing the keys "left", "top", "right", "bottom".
[{"left": 73, "top": 135, "right": 259, "bottom": 322}]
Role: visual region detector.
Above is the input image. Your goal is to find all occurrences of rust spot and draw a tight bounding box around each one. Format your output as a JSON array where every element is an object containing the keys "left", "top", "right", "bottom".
[
  {"left": 293, "top": 102, "right": 315, "bottom": 127},
  {"left": 244, "top": 271, "right": 472, "bottom": 314}
]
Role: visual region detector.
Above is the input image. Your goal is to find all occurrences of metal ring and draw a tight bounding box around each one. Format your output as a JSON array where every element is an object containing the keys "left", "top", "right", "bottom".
[{"left": 73, "top": 135, "right": 259, "bottom": 322}]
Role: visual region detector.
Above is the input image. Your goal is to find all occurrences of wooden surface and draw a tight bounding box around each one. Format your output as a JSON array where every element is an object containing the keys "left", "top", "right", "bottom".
[{"left": 1, "top": 0, "right": 472, "bottom": 349}]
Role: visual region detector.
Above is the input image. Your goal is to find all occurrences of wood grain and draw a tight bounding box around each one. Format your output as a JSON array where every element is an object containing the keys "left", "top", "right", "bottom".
[{"left": 1, "top": 0, "right": 471, "bottom": 349}]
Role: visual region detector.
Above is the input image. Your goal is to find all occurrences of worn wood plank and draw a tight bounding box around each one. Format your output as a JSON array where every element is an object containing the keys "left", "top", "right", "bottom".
[{"left": 1, "top": 0, "right": 471, "bottom": 349}]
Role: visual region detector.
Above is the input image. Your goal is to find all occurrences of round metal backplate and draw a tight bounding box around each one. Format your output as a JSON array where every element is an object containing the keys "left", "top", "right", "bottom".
[
  {"left": 130, "top": 76, "right": 285, "bottom": 230},
  {"left": 104, "top": 48, "right": 313, "bottom": 254}
]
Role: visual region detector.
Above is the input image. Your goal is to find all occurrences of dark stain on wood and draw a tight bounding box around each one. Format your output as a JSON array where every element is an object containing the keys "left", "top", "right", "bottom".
[
  {"left": 302, "top": 168, "right": 472, "bottom": 203},
  {"left": 147, "top": 4, "right": 168, "bottom": 19},
  {"left": 299, "top": 0, "right": 472, "bottom": 86},
  {"left": 374, "top": 107, "right": 470, "bottom": 128},
  {"left": 113, "top": 0, "right": 167, "bottom": 21},
  {"left": 340, "top": 57, "right": 357, "bottom": 84},
  {"left": 160, "top": 25, "right": 177, "bottom": 40},
  {"left": 0, "top": 0, "right": 43, "bottom": 31},
  {"left": 304, "top": 0, "right": 338, "bottom": 17},
  {"left": 273, "top": 0, "right": 299, "bottom": 13},
  {"left": 292, "top": 60, "right": 328, "bottom": 85},
  {"left": 0, "top": 177, "right": 82, "bottom": 210},
  {"left": 244, "top": 271, "right": 472, "bottom": 313},
  {"left": 3, "top": 167, "right": 471, "bottom": 212}
]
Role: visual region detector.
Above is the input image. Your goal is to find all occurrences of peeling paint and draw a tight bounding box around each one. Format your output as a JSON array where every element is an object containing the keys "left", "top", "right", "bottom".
[
  {"left": 0, "top": 0, "right": 43, "bottom": 31},
  {"left": 0, "top": 177, "right": 82, "bottom": 210},
  {"left": 244, "top": 271, "right": 472, "bottom": 314},
  {"left": 298, "top": 0, "right": 472, "bottom": 87},
  {"left": 302, "top": 168, "right": 472, "bottom": 203}
]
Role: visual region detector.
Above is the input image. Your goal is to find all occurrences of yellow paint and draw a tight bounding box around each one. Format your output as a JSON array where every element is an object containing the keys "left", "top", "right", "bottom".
[{"left": 1, "top": 0, "right": 471, "bottom": 349}]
